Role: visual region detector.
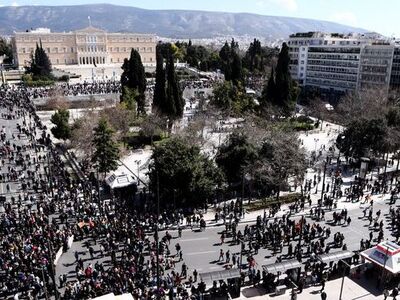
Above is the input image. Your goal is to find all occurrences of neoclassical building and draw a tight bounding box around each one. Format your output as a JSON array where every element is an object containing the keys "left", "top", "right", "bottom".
[{"left": 11, "top": 26, "right": 156, "bottom": 81}]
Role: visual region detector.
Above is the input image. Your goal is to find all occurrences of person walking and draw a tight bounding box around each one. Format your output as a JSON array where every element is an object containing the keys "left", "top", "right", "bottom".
[
  {"left": 393, "top": 287, "right": 399, "bottom": 300},
  {"left": 383, "top": 288, "right": 389, "bottom": 300},
  {"left": 321, "top": 291, "right": 327, "bottom": 300}
]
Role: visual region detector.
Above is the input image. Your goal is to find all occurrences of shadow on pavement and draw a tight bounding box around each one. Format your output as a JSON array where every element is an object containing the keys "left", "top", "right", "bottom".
[
  {"left": 241, "top": 286, "right": 266, "bottom": 298},
  {"left": 347, "top": 275, "right": 381, "bottom": 297}
]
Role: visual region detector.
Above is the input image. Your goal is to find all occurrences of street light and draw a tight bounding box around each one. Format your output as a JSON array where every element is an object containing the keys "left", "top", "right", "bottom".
[
  {"left": 134, "top": 160, "right": 141, "bottom": 186},
  {"left": 338, "top": 259, "right": 351, "bottom": 300}
]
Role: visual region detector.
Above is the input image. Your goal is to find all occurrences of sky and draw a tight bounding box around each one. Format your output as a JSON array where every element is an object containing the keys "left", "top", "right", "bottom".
[{"left": 0, "top": 0, "right": 399, "bottom": 37}]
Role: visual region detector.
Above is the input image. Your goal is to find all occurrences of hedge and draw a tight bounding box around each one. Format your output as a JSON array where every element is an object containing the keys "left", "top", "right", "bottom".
[{"left": 243, "top": 193, "right": 302, "bottom": 212}]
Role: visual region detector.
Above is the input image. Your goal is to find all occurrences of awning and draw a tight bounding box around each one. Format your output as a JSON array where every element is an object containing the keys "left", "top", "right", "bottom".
[
  {"left": 199, "top": 269, "right": 240, "bottom": 285},
  {"left": 262, "top": 259, "right": 302, "bottom": 274},
  {"left": 105, "top": 173, "right": 137, "bottom": 189},
  {"left": 361, "top": 241, "right": 400, "bottom": 274},
  {"left": 317, "top": 250, "right": 354, "bottom": 264}
]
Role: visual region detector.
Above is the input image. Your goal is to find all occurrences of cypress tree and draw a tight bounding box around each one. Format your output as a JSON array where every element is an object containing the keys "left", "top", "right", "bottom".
[
  {"left": 231, "top": 52, "right": 243, "bottom": 86},
  {"left": 260, "top": 68, "right": 276, "bottom": 106},
  {"left": 28, "top": 40, "right": 52, "bottom": 80},
  {"left": 120, "top": 49, "right": 146, "bottom": 114},
  {"left": 153, "top": 43, "right": 167, "bottom": 114},
  {"left": 274, "top": 42, "right": 296, "bottom": 114},
  {"left": 165, "top": 49, "right": 184, "bottom": 129}
]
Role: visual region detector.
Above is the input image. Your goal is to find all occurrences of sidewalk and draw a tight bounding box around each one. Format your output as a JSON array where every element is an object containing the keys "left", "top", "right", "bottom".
[{"left": 239, "top": 276, "right": 382, "bottom": 300}]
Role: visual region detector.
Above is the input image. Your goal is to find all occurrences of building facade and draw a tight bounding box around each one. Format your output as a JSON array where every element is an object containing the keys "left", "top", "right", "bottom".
[
  {"left": 11, "top": 26, "right": 156, "bottom": 81},
  {"left": 288, "top": 32, "right": 399, "bottom": 93}
]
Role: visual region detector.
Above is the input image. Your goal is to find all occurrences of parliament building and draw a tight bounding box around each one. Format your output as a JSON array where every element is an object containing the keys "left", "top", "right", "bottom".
[{"left": 11, "top": 26, "right": 157, "bottom": 81}]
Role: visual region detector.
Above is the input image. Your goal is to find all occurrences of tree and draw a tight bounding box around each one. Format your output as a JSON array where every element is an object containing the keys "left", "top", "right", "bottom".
[
  {"left": 91, "top": 118, "right": 120, "bottom": 176},
  {"left": 153, "top": 43, "right": 167, "bottom": 115},
  {"left": 216, "top": 132, "right": 258, "bottom": 186},
  {"left": 0, "top": 38, "right": 13, "bottom": 64},
  {"left": 148, "top": 137, "right": 223, "bottom": 208},
  {"left": 152, "top": 43, "right": 184, "bottom": 131},
  {"left": 211, "top": 81, "right": 255, "bottom": 115},
  {"left": 336, "top": 88, "right": 390, "bottom": 124},
  {"left": 165, "top": 49, "right": 184, "bottom": 124},
  {"left": 139, "top": 111, "right": 166, "bottom": 145},
  {"left": 27, "top": 41, "right": 53, "bottom": 80},
  {"left": 71, "top": 110, "right": 99, "bottom": 164},
  {"left": 120, "top": 49, "right": 147, "bottom": 114},
  {"left": 120, "top": 86, "right": 138, "bottom": 112},
  {"left": 101, "top": 103, "right": 136, "bottom": 139},
  {"left": 260, "top": 43, "right": 298, "bottom": 116},
  {"left": 336, "top": 118, "right": 388, "bottom": 158},
  {"left": 253, "top": 130, "right": 306, "bottom": 198},
  {"left": 260, "top": 68, "right": 276, "bottom": 107},
  {"left": 219, "top": 42, "right": 232, "bottom": 81},
  {"left": 50, "top": 108, "right": 71, "bottom": 140}
]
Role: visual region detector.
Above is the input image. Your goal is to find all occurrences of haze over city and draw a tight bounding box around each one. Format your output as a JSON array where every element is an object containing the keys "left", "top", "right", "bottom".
[{"left": 0, "top": 0, "right": 399, "bottom": 37}]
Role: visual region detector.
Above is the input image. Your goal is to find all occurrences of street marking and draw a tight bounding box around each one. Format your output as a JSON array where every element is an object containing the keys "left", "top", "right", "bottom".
[
  {"left": 180, "top": 237, "right": 209, "bottom": 242},
  {"left": 209, "top": 266, "right": 221, "bottom": 270},
  {"left": 186, "top": 250, "right": 217, "bottom": 256}
]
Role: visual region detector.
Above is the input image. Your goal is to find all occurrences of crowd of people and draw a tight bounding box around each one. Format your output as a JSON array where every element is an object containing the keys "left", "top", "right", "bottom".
[
  {"left": 16, "top": 81, "right": 121, "bottom": 100},
  {"left": 1, "top": 81, "right": 400, "bottom": 300}
]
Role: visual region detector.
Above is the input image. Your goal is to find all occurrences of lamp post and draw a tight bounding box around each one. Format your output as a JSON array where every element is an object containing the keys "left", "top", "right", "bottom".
[
  {"left": 47, "top": 151, "right": 54, "bottom": 198},
  {"left": 320, "top": 158, "right": 328, "bottom": 204},
  {"left": 338, "top": 259, "right": 351, "bottom": 300},
  {"left": 135, "top": 160, "right": 141, "bottom": 186},
  {"left": 155, "top": 171, "right": 161, "bottom": 294}
]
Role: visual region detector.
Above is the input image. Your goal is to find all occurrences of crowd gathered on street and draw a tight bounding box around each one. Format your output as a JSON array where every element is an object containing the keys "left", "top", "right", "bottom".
[{"left": 0, "top": 83, "right": 400, "bottom": 300}]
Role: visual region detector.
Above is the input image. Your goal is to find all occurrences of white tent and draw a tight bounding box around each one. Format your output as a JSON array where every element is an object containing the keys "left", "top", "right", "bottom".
[
  {"left": 361, "top": 241, "right": 400, "bottom": 274},
  {"left": 91, "top": 293, "right": 134, "bottom": 300},
  {"left": 105, "top": 173, "right": 137, "bottom": 189}
]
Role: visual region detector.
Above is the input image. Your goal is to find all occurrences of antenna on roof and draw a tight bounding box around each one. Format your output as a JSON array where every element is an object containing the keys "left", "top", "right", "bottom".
[{"left": 88, "top": 16, "right": 92, "bottom": 27}]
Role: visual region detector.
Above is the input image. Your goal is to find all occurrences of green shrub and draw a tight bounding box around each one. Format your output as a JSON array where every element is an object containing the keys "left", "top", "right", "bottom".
[{"left": 244, "top": 193, "right": 302, "bottom": 212}]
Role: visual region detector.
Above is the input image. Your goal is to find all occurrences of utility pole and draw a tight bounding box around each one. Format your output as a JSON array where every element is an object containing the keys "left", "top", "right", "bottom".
[
  {"left": 338, "top": 259, "right": 351, "bottom": 300},
  {"left": 155, "top": 171, "right": 161, "bottom": 294},
  {"left": 40, "top": 266, "right": 49, "bottom": 300},
  {"left": 47, "top": 239, "right": 59, "bottom": 300},
  {"left": 320, "top": 160, "right": 327, "bottom": 205},
  {"left": 47, "top": 151, "right": 54, "bottom": 198}
]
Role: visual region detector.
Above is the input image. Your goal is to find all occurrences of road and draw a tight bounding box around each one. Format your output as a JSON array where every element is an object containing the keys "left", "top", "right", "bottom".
[{"left": 56, "top": 189, "right": 394, "bottom": 286}]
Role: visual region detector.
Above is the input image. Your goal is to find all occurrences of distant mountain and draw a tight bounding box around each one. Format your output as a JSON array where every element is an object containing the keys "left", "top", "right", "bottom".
[{"left": 0, "top": 4, "right": 367, "bottom": 41}]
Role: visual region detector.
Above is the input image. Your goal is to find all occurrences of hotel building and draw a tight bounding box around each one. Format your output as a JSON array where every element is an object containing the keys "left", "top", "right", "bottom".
[{"left": 288, "top": 32, "right": 399, "bottom": 93}]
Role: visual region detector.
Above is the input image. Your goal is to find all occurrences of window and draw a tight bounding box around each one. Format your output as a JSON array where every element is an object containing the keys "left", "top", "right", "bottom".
[
  {"left": 71, "top": 47, "right": 74, "bottom": 53},
  {"left": 47, "top": 48, "right": 51, "bottom": 53}
]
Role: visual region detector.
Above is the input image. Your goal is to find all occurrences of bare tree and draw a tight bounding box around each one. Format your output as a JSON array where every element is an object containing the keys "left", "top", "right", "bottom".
[
  {"left": 70, "top": 109, "right": 99, "bottom": 166},
  {"left": 253, "top": 128, "right": 307, "bottom": 199},
  {"left": 45, "top": 89, "right": 70, "bottom": 110},
  {"left": 140, "top": 110, "right": 166, "bottom": 146},
  {"left": 100, "top": 103, "right": 136, "bottom": 139},
  {"left": 336, "top": 88, "right": 390, "bottom": 124}
]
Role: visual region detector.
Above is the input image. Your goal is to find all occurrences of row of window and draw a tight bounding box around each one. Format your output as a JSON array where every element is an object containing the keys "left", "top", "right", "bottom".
[
  {"left": 108, "top": 47, "right": 153, "bottom": 53},
  {"left": 289, "top": 39, "right": 361, "bottom": 46},
  {"left": 306, "top": 77, "right": 357, "bottom": 89},
  {"left": 19, "top": 46, "right": 154, "bottom": 54},
  {"left": 360, "top": 65, "right": 389, "bottom": 74},
  {"left": 51, "top": 58, "right": 76, "bottom": 65},
  {"left": 20, "top": 47, "right": 75, "bottom": 54},
  {"left": 307, "top": 71, "right": 357, "bottom": 82},
  {"left": 307, "top": 59, "right": 359, "bottom": 68},
  {"left": 307, "top": 65, "right": 359, "bottom": 75},
  {"left": 308, "top": 54, "right": 359, "bottom": 61}
]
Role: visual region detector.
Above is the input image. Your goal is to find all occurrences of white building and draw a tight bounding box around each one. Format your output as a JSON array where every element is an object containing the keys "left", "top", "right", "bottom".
[{"left": 288, "top": 32, "right": 399, "bottom": 93}]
